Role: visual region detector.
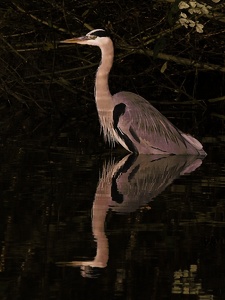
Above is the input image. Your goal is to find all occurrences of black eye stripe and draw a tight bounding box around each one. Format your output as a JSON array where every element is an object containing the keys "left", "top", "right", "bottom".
[
  {"left": 87, "top": 30, "right": 109, "bottom": 38},
  {"left": 94, "top": 30, "right": 108, "bottom": 37}
]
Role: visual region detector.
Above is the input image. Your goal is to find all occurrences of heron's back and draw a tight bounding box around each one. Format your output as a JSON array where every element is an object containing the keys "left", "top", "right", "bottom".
[{"left": 112, "top": 91, "right": 206, "bottom": 155}]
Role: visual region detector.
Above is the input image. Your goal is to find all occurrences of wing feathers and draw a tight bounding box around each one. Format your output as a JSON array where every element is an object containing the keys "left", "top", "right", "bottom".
[{"left": 112, "top": 91, "right": 204, "bottom": 155}]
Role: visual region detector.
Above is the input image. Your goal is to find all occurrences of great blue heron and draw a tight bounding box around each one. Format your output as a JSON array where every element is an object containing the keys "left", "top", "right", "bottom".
[{"left": 61, "top": 29, "right": 206, "bottom": 155}]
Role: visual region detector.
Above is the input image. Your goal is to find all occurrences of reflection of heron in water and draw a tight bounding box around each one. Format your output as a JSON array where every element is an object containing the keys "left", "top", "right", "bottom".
[
  {"left": 61, "top": 29, "right": 206, "bottom": 155},
  {"left": 58, "top": 154, "right": 204, "bottom": 277}
]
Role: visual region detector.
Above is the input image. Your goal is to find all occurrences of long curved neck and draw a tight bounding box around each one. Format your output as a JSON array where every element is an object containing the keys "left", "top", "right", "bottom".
[
  {"left": 95, "top": 40, "right": 116, "bottom": 144},
  {"left": 95, "top": 41, "right": 114, "bottom": 113}
]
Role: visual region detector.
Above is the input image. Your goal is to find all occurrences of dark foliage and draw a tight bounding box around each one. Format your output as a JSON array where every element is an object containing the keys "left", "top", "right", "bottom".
[{"left": 0, "top": 0, "right": 225, "bottom": 146}]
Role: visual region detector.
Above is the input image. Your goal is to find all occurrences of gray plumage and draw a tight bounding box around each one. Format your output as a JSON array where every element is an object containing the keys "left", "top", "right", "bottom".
[{"left": 61, "top": 29, "right": 206, "bottom": 156}]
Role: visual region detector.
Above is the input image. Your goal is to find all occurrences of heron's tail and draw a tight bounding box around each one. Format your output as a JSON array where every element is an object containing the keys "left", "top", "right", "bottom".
[{"left": 181, "top": 133, "right": 207, "bottom": 156}]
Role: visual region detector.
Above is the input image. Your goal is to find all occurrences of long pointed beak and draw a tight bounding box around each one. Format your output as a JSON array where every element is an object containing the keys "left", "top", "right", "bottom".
[{"left": 60, "top": 36, "right": 90, "bottom": 44}]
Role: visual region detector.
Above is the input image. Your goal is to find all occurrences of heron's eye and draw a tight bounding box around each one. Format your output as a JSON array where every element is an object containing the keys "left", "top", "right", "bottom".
[{"left": 86, "top": 35, "right": 97, "bottom": 39}]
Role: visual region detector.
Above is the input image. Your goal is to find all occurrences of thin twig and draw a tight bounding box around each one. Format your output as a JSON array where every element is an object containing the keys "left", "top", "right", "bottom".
[
  {"left": 135, "top": 48, "right": 225, "bottom": 73},
  {"left": 208, "top": 96, "right": 225, "bottom": 103},
  {"left": 12, "top": 2, "right": 92, "bottom": 35}
]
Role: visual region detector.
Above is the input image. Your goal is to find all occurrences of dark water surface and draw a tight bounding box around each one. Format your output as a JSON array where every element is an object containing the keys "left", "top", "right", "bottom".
[{"left": 1, "top": 141, "right": 225, "bottom": 300}]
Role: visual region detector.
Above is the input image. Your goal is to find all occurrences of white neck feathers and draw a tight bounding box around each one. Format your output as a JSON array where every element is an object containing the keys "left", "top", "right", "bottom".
[{"left": 94, "top": 39, "right": 115, "bottom": 143}]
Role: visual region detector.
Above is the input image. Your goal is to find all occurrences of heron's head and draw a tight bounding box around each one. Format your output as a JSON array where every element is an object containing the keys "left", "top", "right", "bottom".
[{"left": 61, "top": 29, "right": 111, "bottom": 47}]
